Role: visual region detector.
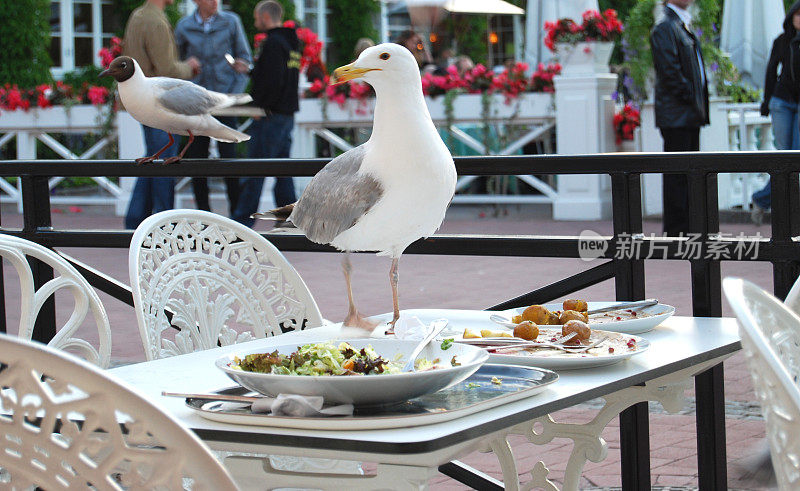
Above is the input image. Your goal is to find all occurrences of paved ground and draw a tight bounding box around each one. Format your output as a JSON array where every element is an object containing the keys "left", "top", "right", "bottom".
[{"left": 0, "top": 202, "right": 776, "bottom": 489}]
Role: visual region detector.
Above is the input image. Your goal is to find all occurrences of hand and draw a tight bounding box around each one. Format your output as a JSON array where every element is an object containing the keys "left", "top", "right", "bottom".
[
  {"left": 760, "top": 101, "right": 770, "bottom": 117},
  {"left": 186, "top": 56, "right": 202, "bottom": 75},
  {"left": 232, "top": 58, "right": 251, "bottom": 74}
]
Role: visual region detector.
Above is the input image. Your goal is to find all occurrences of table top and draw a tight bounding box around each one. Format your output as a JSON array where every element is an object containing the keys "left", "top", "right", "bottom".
[{"left": 109, "top": 312, "right": 741, "bottom": 455}]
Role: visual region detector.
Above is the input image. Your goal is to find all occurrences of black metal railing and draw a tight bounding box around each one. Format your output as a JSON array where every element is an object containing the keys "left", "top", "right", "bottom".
[{"left": 1, "top": 151, "right": 798, "bottom": 490}]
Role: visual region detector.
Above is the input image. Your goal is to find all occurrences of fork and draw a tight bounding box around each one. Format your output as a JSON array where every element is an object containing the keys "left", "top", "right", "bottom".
[{"left": 490, "top": 335, "right": 609, "bottom": 354}]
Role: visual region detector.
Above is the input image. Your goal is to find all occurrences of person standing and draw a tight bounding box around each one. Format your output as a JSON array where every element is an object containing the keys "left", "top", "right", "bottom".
[
  {"left": 754, "top": 2, "right": 800, "bottom": 225},
  {"left": 650, "top": 0, "right": 709, "bottom": 236},
  {"left": 175, "top": 0, "right": 252, "bottom": 214},
  {"left": 122, "top": 0, "right": 201, "bottom": 229},
  {"left": 232, "top": 0, "right": 299, "bottom": 227}
]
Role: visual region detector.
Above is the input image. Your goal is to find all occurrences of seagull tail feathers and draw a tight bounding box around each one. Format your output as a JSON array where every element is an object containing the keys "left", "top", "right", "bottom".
[
  {"left": 227, "top": 93, "right": 253, "bottom": 106},
  {"left": 252, "top": 203, "right": 295, "bottom": 221},
  {"left": 208, "top": 123, "right": 251, "bottom": 143}
]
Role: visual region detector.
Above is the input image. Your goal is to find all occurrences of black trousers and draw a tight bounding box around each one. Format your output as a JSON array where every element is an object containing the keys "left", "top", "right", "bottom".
[
  {"left": 183, "top": 116, "right": 241, "bottom": 214},
  {"left": 660, "top": 127, "right": 700, "bottom": 236}
]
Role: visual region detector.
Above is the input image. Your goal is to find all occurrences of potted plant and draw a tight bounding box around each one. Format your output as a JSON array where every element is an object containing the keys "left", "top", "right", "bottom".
[
  {"left": 613, "top": 102, "right": 640, "bottom": 151},
  {"left": 544, "top": 9, "right": 623, "bottom": 77}
]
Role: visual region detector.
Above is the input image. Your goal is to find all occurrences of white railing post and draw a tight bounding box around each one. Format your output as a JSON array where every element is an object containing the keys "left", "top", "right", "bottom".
[
  {"left": 552, "top": 73, "right": 617, "bottom": 220},
  {"left": 16, "top": 131, "right": 38, "bottom": 213},
  {"left": 117, "top": 112, "right": 145, "bottom": 216}
]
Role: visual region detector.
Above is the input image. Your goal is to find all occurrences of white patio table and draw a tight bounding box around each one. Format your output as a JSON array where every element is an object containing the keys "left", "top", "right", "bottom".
[{"left": 109, "top": 313, "right": 741, "bottom": 490}]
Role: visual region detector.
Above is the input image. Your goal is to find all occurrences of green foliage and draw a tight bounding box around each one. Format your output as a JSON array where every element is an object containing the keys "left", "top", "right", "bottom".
[
  {"left": 786, "top": 0, "right": 795, "bottom": 12},
  {"left": 328, "top": 0, "right": 379, "bottom": 68},
  {"left": 445, "top": 15, "right": 488, "bottom": 66},
  {"left": 705, "top": 47, "right": 761, "bottom": 103},
  {"left": 112, "top": 0, "right": 181, "bottom": 34},
  {"left": 61, "top": 65, "right": 116, "bottom": 91},
  {"left": 228, "top": 0, "right": 296, "bottom": 50},
  {"left": 1, "top": 0, "right": 53, "bottom": 86}
]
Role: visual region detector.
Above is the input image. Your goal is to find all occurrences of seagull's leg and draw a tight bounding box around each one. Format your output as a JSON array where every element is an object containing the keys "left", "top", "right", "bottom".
[
  {"left": 387, "top": 257, "right": 400, "bottom": 333},
  {"left": 341, "top": 252, "right": 378, "bottom": 331},
  {"left": 163, "top": 130, "right": 195, "bottom": 165},
  {"left": 135, "top": 133, "right": 175, "bottom": 165}
]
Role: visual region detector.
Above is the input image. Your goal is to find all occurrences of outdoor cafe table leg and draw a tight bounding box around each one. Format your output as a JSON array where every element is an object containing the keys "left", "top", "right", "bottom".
[{"left": 491, "top": 356, "right": 731, "bottom": 491}]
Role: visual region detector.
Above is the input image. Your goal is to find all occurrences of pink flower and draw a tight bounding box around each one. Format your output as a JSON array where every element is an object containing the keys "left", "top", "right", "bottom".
[{"left": 87, "top": 86, "right": 109, "bottom": 105}]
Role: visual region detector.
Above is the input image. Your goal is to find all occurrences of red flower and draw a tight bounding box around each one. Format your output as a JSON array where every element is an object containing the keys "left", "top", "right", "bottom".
[
  {"left": 254, "top": 33, "right": 267, "bottom": 50},
  {"left": 87, "top": 85, "right": 109, "bottom": 105},
  {"left": 614, "top": 102, "right": 640, "bottom": 144},
  {"left": 283, "top": 20, "right": 296, "bottom": 28},
  {"left": 544, "top": 8, "right": 622, "bottom": 52}
]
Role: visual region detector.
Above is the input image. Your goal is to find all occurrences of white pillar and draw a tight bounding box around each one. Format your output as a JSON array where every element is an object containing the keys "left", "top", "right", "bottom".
[
  {"left": 116, "top": 112, "right": 145, "bottom": 216},
  {"left": 552, "top": 73, "right": 617, "bottom": 220},
  {"left": 16, "top": 131, "right": 38, "bottom": 213}
]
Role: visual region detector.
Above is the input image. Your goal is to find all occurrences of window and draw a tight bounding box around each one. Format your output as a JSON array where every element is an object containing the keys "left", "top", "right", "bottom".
[
  {"left": 298, "top": 0, "right": 327, "bottom": 61},
  {"left": 50, "top": 0, "right": 119, "bottom": 77}
]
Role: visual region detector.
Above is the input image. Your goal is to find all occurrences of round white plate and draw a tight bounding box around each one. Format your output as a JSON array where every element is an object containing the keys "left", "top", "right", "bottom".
[
  {"left": 216, "top": 338, "right": 489, "bottom": 405},
  {"left": 480, "top": 328, "right": 650, "bottom": 370},
  {"left": 503, "top": 302, "right": 675, "bottom": 335}
]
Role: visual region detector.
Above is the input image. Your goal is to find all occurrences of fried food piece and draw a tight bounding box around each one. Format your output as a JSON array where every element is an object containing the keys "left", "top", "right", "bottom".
[
  {"left": 481, "top": 329, "right": 512, "bottom": 338},
  {"left": 563, "top": 299, "right": 588, "bottom": 312},
  {"left": 522, "top": 305, "right": 550, "bottom": 324},
  {"left": 513, "top": 321, "right": 539, "bottom": 340},
  {"left": 543, "top": 311, "right": 561, "bottom": 325},
  {"left": 562, "top": 320, "right": 591, "bottom": 342},
  {"left": 464, "top": 328, "right": 481, "bottom": 339},
  {"left": 511, "top": 314, "right": 523, "bottom": 324},
  {"left": 559, "top": 309, "right": 589, "bottom": 324}
]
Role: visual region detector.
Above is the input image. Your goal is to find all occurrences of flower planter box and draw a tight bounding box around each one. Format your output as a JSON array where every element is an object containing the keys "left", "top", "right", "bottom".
[
  {"left": 556, "top": 41, "right": 614, "bottom": 77},
  {"left": 0, "top": 105, "right": 109, "bottom": 131},
  {"left": 297, "top": 92, "right": 554, "bottom": 126}
]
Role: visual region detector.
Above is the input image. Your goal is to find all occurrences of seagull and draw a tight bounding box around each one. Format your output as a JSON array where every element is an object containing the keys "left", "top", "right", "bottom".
[
  {"left": 100, "top": 56, "right": 251, "bottom": 164},
  {"left": 254, "top": 43, "right": 456, "bottom": 331}
]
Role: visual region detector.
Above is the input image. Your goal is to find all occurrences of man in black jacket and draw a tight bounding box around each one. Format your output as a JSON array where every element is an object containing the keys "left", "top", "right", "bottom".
[
  {"left": 651, "top": 0, "right": 709, "bottom": 236},
  {"left": 233, "top": 0, "right": 300, "bottom": 226}
]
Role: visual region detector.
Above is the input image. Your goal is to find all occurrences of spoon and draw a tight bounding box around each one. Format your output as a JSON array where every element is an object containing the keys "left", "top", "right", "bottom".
[
  {"left": 403, "top": 319, "right": 449, "bottom": 372},
  {"left": 490, "top": 299, "right": 660, "bottom": 327}
]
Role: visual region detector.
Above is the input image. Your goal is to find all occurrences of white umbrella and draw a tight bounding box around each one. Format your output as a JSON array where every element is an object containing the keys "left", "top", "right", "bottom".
[
  {"left": 403, "top": 0, "right": 524, "bottom": 15},
  {"left": 720, "top": 0, "right": 785, "bottom": 89},
  {"left": 524, "top": 0, "right": 599, "bottom": 69}
]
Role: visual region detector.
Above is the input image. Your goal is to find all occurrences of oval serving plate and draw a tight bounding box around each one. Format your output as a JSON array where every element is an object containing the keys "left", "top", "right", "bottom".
[
  {"left": 503, "top": 302, "right": 675, "bottom": 335},
  {"left": 216, "top": 338, "right": 489, "bottom": 406},
  {"left": 482, "top": 328, "right": 650, "bottom": 370},
  {"left": 189, "top": 364, "right": 558, "bottom": 430}
]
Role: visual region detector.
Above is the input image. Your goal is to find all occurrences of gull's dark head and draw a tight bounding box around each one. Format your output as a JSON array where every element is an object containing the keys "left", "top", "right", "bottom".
[{"left": 99, "top": 56, "right": 136, "bottom": 82}]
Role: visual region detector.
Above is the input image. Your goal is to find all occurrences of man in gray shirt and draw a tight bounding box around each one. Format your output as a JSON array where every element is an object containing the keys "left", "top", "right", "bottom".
[{"left": 175, "top": 0, "right": 252, "bottom": 213}]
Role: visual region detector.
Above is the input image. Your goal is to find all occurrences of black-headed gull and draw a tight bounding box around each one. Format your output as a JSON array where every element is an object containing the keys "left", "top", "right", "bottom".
[
  {"left": 254, "top": 43, "right": 456, "bottom": 330},
  {"left": 100, "top": 56, "right": 251, "bottom": 164}
]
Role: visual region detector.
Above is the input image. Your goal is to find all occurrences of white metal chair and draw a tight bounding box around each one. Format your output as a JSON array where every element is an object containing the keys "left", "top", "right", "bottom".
[
  {"left": 0, "top": 234, "right": 111, "bottom": 368},
  {"left": 783, "top": 274, "right": 800, "bottom": 315},
  {"left": 723, "top": 277, "right": 800, "bottom": 490},
  {"left": 0, "top": 333, "right": 238, "bottom": 490},
  {"left": 129, "top": 209, "right": 325, "bottom": 361}
]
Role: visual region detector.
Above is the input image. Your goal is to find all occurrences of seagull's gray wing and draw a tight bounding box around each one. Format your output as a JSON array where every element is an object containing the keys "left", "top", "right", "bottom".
[
  {"left": 153, "top": 78, "right": 225, "bottom": 116},
  {"left": 290, "top": 145, "right": 384, "bottom": 244}
]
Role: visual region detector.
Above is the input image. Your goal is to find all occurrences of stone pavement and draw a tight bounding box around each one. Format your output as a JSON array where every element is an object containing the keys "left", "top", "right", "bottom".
[{"left": 0, "top": 203, "right": 776, "bottom": 489}]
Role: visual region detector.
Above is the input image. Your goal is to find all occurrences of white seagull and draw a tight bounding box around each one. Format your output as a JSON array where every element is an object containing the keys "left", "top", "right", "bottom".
[
  {"left": 100, "top": 56, "right": 251, "bottom": 164},
  {"left": 255, "top": 43, "right": 456, "bottom": 331}
]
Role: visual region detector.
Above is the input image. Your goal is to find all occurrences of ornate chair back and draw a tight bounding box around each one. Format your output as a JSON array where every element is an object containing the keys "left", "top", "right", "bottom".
[
  {"left": 783, "top": 274, "right": 800, "bottom": 315},
  {"left": 0, "top": 234, "right": 110, "bottom": 367},
  {"left": 130, "top": 210, "right": 324, "bottom": 361},
  {"left": 0, "top": 334, "right": 238, "bottom": 489},
  {"left": 723, "top": 277, "right": 800, "bottom": 490}
]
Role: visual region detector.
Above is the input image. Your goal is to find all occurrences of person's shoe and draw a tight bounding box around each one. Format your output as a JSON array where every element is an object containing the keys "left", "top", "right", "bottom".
[{"left": 751, "top": 203, "right": 765, "bottom": 226}]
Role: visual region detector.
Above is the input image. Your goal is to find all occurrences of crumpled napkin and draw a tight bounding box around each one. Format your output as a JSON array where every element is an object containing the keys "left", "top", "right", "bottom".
[
  {"left": 392, "top": 316, "right": 430, "bottom": 341},
  {"left": 250, "top": 394, "right": 354, "bottom": 417}
]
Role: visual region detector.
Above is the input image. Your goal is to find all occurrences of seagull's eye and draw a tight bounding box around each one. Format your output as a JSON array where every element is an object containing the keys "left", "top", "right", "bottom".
[
  {"left": 121, "top": 62, "right": 127, "bottom": 68},
  {"left": 379, "top": 52, "right": 390, "bottom": 61}
]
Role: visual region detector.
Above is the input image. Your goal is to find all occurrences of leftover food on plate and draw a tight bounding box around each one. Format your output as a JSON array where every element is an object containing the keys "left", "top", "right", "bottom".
[
  {"left": 511, "top": 299, "right": 656, "bottom": 326},
  {"left": 231, "top": 341, "right": 454, "bottom": 376},
  {"left": 492, "top": 328, "right": 642, "bottom": 358}
]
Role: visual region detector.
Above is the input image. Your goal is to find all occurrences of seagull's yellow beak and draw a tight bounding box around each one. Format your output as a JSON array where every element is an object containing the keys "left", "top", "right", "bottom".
[{"left": 331, "top": 63, "right": 379, "bottom": 84}]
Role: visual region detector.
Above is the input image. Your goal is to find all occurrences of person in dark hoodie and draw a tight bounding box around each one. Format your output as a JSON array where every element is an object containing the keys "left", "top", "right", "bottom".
[
  {"left": 232, "top": 0, "right": 300, "bottom": 227},
  {"left": 753, "top": 2, "right": 800, "bottom": 225}
]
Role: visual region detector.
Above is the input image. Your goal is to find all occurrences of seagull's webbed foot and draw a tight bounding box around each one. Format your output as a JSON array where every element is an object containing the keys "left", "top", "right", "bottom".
[
  {"left": 342, "top": 309, "right": 379, "bottom": 331},
  {"left": 134, "top": 156, "right": 157, "bottom": 165},
  {"left": 162, "top": 156, "right": 182, "bottom": 165}
]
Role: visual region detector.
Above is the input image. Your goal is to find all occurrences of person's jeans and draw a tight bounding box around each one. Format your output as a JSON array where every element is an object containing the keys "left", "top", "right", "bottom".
[
  {"left": 124, "top": 126, "right": 177, "bottom": 229},
  {"left": 184, "top": 117, "right": 241, "bottom": 213},
  {"left": 753, "top": 97, "right": 800, "bottom": 210},
  {"left": 232, "top": 113, "right": 296, "bottom": 227}
]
